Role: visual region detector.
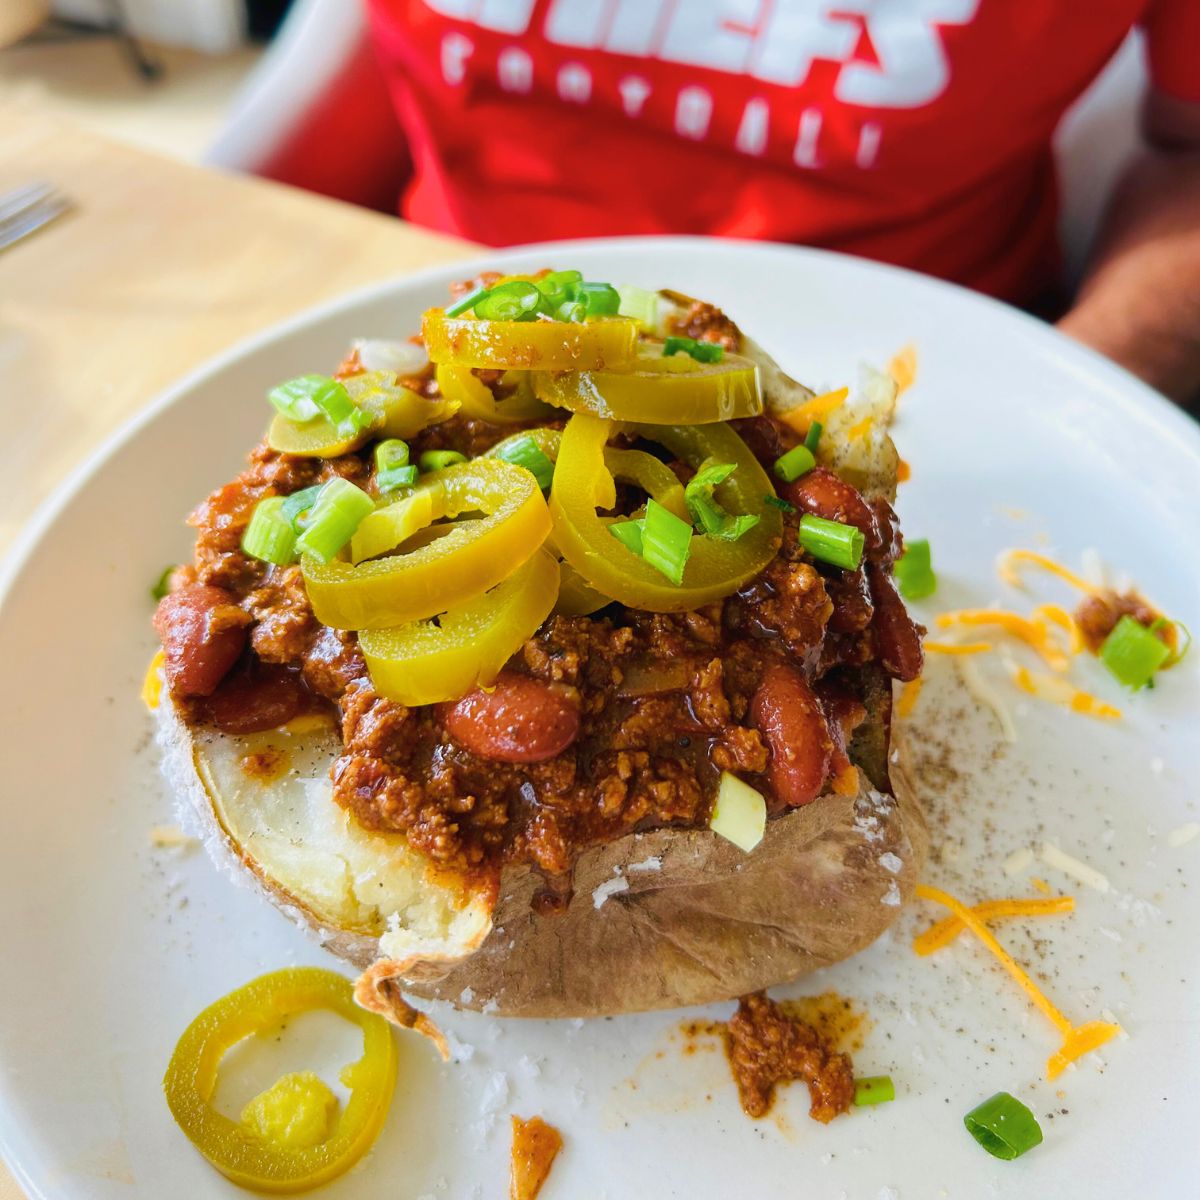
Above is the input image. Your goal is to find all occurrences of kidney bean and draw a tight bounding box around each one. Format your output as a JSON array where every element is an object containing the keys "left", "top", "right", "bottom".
[
  {"left": 867, "top": 564, "right": 925, "bottom": 682},
  {"left": 781, "top": 467, "right": 880, "bottom": 551},
  {"left": 751, "top": 662, "right": 833, "bottom": 810},
  {"left": 441, "top": 672, "right": 581, "bottom": 763},
  {"left": 868, "top": 498, "right": 904, "bottom": 563},
  {"left": 153, "top": 584, "right": 249, "bottom": 697},
  {"left": 201, "top": 662, "right": 311, "bottom": 734}
]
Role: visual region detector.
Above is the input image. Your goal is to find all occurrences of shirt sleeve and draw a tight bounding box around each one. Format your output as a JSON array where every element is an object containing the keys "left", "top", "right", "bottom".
[{"left": 1141, "top": 0, "right": 1200, "bottom": 102}]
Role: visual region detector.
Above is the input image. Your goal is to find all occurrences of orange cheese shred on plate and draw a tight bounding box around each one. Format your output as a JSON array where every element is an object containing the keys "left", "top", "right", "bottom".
[
  {"left": 1008, "top": 663, "right": 1122, "bottom": 721},
  {"left": 936, "top": 609, "right": 1071, "bottom": 672},
  {"left": 896, "top": 676, "right": 923, "bottom": 719},
  {"left": 914, "top": 883, "right": 1121, "bottom": 1080},
  {"left": 888, "top": 344, "right": 918, "bottom": 395},
  {"left": 846, "top": 415, "right": 874, "bottom": 442},
  {"left": 923, "top": 640, "right": 993, "bottom": 656},
  {"left": 913, "top": 894, "right": 1075, "bottom": 956},
  {"left": 996, "top": 548, "right": 1100, "bottom": 596},
  {"left": 778, "top": 386, "right": 849, "bottom": 435},
  {"left": 142, "top": 650, "right": 165, "bottom": 711}
]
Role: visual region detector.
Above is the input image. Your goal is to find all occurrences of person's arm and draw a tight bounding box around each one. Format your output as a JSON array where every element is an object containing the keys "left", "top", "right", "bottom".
[{"left": 1058, "top": 90, "right": 1200, "bottom": 407}]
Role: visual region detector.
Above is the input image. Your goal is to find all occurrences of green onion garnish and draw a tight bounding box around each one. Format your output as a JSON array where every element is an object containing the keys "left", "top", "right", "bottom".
[
  {"left": 684, "top": 461, "right": 759, "bottom": 541},
  {"left": 281, "top": 484, "right": 322, "bottom": 530},
  {"left": 150, "top": 566, "right": 176, "bottom": 601},
  {"left": 492, "top": 434, "right": 555, "bottom": 490},
  {"left": 556, "top": 299, "right": 587, "bottom": 322},
  {"left": 608, "top": 520, "right": 644, "bottom": 555},
  {"left": 269, "top": 375, "right": 371, "bottom": 439},
  {"left": 763, "top": 494, "right": 795, "bottom": 513},
  {"left": 773, "top": 443, "right": 816, "bottom": 483},
  {"left": 474, "top": 280, "right": 542, "bottom": 322},
  {"left": 418, "top": 449, "right": 468, "bottom": 472},
  {"left": 640, "top": 498, "right": 692, "bottom": 585},
  {"left": 577, "top": 281, "right": 621, "bottom": 317},
  {"left": 895, "top": 538, "right": 937, "bottom": 600},
  {"left": 798, "top": 513, "right": 864, "bottom": 570},
  {"left": 663, "top": 335, "right": 724, "bottom": 364},
  {"left": 616, "top": 284, "right": 660, "bottom": 331},
  {"left": 293, "top": 478, "right": 375, "bottom": 563},
  {"left": 535, "top": 269, "right": 582, "bottom": 311},
  {"left": 1100, "top": 614, "right": 1171, "bottom": 689},
  {"left": 803, "top": 420, "right": 823, "bottom": 453},
  {"left": 267, "top": 375, "right": 326, "bottom": 423},
  {"left": 242, "top": 496, "right": 298, "bottom": 565},
  {"left": 375, "top": 438, "right": 416, "bottom": 494},
  {"left": 963, "top": 1092, "right": 1043, "bottom": 1161},
  {"left": 853, "top": 1076, "right": 895, "bottom": 1107},
  {"left": 445, "top": 284, "right": 491, "bottom": 318}
]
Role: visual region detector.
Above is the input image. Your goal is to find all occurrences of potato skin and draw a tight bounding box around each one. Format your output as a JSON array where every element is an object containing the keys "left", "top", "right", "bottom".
[{"left": 360, "top": 750, "right": 927, "bottom": 1018}]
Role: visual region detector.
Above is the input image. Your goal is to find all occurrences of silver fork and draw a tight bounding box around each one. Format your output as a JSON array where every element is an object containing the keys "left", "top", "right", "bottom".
[{"left": 0, "top": 182, "right": 72, "bottom": 254}]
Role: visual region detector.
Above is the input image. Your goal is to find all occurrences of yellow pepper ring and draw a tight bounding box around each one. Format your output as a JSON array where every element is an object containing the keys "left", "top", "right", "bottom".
[
  {"left": 533, "top": 344, "right": 763, "bottom": 424},
  {"left": 435, "top": 363, "right": 557, "bottom": 424},
  {"left": 162, "top": 967, "right": 398, "bottom": 1194},
  {"left": 549, "top": 414, "right": 782, "bottom": 612},
  {"left": 423, "top": 308, "right": 640, "bottom": 371},
  {"left": 359, "top": 547, "right": 559, "bottom": 705},
  {"left": 556, "top": 560, "right": 611, "bottom": 617},
  {"left": 304, "top": 458, "right": 551, "bottom": 630},
  {"left": 267, "top": 371, "right": 458, "bottom": 458}
]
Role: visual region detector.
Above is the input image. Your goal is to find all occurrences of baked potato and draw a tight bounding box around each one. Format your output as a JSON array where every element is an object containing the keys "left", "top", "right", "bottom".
[{"left": 151, "top": 277, "right": 928, "bottom": 1022}]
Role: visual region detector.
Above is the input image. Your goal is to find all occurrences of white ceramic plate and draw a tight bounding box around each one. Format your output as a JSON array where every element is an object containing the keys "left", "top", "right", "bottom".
[{"left": 1, "top": 238, "right": 1197, "bottom": 1200}]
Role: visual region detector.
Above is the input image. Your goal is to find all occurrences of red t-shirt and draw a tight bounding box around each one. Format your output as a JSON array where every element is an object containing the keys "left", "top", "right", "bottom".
[{"left": 264, "top": 0, "right": 1200, "bottom": 304}]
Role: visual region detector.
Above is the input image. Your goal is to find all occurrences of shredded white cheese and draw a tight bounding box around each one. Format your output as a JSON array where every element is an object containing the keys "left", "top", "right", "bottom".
[
  {"left": 1003, "top": 847, "right": 1034, "bottom": 877},
  {"left": 592, "top": 876, "right": 630, "bottom": 909},
  {"left": 955, "top": 653, "right": 1017, "bottom": 743},
  {"left": 627, "top": 855, "right": 663, "bottom": 873},
  {"left": 1040, "top": 840, "right": 1111, "bottom": 892},
  {"left": 148, "top": 824, "right": 197, "bottom": 849},
  {"left": 1167, "top": 823, "right": 1200, "bottom": 848}
]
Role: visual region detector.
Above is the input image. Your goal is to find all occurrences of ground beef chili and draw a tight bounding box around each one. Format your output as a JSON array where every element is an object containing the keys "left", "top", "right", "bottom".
[
  {"left": 723, "top": 991, "right": 856, "bottom": 1122},
  {"left": 1074, "top": 589, "right": 1169, "bottom": 654},
  {"left": 155, "top": 313, "right": 923, "bottom": 887}
]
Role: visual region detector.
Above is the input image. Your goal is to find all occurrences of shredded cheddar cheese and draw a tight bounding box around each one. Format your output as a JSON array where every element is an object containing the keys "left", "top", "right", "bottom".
[
  {"left": 142, "top": 650, "right": 165, "bottom": 711},
  {"left": 888, "top": 344, "right": 917, "bottom": 395},
  {"left": 936, "top": 609, "right": 1071, "bottom": 672},
  {"left": 283, "top": 712, "right": 337, "bottom": 735},
  {"left": 923, "top": 640, "right": 993, "bottom": 656},
  {"left": 846, "top": 415, "right": 875, "bottom": 442},
  {"left": 997, "top": 549, "right": 1099, "bottom": 596},
  {"left": 1030, "top": 876, "right": 1052, "bottom": 895},
  {"left": 1008, "top": 663, "right": 1121, "bottom": 721},
  {"left": 778, "top": 386, "right": 849, "bottom": 434},
  {"left": 896, "top": 458, "right": 912, "bottom": 483},
  {"left": 915, "top": 883, "right": 1122, "bottom": 1080},
  {"left": 1032, "top": 603, "right": 1085, "bottom": 655},
  {"left": 831, "top": 764, "right": 860, "bottom": 796},
  {"left": 913, "top": 894, "right": 1075, "bottom": 956},
  {"left": 896, "top": 677, "right": 923, "bottom": 719}
]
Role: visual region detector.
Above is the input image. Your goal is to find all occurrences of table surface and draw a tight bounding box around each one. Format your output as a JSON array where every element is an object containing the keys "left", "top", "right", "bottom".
[{"left": 0, "top": 107, "right": 476, "bottom": 1200}]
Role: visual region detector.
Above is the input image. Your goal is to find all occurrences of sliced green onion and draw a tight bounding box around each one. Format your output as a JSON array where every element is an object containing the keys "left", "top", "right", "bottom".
[
  {"left": 853, "top": 1076, "right": 895, "bottom": 1107},
  {"left": 663, "top": 335, "right": 724, "bottom": 364},
  {"left": 577, "top": 281, "right": 620, "bottom": 317},
  {"left": 242, "top": 496, "right": 298, "bottom": 565},
  {"left": 963, "top": 1092, "right": 1043, "bottom": 1161},
  {"left": 684, "top": 461, "right": 760, "bottom": 541},
  {"left": 616, "top": 284, "right": 660, "bottom": 331},
  {"left": 556, "top": 299, "right": 587, "bottom": 323},
  {"left": 1100, "top": 614, "right": 1171, "bottom": 689},
  {"left": 445, "top": 285, "right": 491, "bottom": 318},
  {"left": 150, "top": 566, "right": 176, "bottom": 601},
  {"left": 763, "top": 494, "right": 795, "bottom": 513},
  {"left": 475, "top": 280, "right": 542, "bottom": 322},
  {"left": 535, "top": 269, "right": 582, "bottom": 311},
  {"left": 803, "top": 420, "right": 823, "bottom": 453},
  {"left": 491, "top": 433, "right": 555, "bottom": 490},
  {"left": 640, "top": 498, "right": 692, "bottom": 585},
  {"left": 798, "top": 514, "right": 864, "bottom": 570},
  {"left": 374, "top": 439, "right": 416, "bottom": 494},
  {"left": 418, "top": 449, "right": 468, "bottom": 472},
  {"left": 1164, "top": 620, "right": 1192, "bottom": 668},
  {"left": 895, "top": 538, "right": 937, "bottom": 601},
  {"left": 267, "top": 375, "right": 327, "bottom": 423},
  {"left": 773, "top": 443, "right": 816, "bottom": 483},
  {"left": 293, "top": 479, "right": 375, "bottom": 564},
  {"left": 281, "top": 485, "right": 323, "bottom": 531},
  {"left": 608, "top": 520, "right": 644, "bottom": 555}
]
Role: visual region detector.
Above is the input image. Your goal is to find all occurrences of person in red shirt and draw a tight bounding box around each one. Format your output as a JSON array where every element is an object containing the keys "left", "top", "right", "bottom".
[{"left": 250, "top": 0, "right": 1200, "bottom": 405}]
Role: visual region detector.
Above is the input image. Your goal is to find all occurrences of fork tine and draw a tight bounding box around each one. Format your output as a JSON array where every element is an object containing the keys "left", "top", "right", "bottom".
[
  {"left": 0, "top": 182, "right": 57, "bottom": 226},
  {"left": 0, "top": 196, "right": 71, "bottom": 254}
]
